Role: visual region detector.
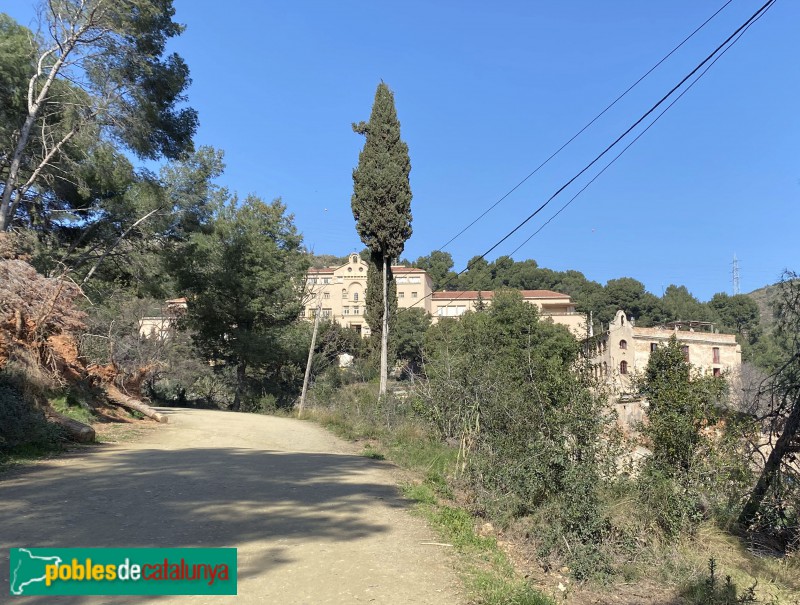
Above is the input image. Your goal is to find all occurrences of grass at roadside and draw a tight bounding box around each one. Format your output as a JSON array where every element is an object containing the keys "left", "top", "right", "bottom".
[
  {"left": 301, "top": 382, "right": 555, "bottom": 605},
  {"left": 301, "top": 381, "right": 800, "bottom": 605},
  {"left": 0, "top": 441, "right": 63, "bottom": 473},
  {"left": 403, "top": 482, "right": 555, "bottom": 605},
  {"left": 49, "top": 391, "right": 95, "bottom": 425}
]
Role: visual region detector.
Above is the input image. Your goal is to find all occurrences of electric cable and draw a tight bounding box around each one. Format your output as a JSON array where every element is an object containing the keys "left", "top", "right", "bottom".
[
  {"left": 507, "top": 4, "right": 768, "bottom": 258},
  {"left": 435, "top": 0, "right": 736, "bottom": 252},
  {"left": 401, "top": 0, "right": 776, "bottom": 314}
]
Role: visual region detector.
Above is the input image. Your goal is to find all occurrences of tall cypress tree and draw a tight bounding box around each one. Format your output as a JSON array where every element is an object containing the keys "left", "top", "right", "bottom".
[{"left": 352, "top": 83, "right": 412, "bottom": 395}]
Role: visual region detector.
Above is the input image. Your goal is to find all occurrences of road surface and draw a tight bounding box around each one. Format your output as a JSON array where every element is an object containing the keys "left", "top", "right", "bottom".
[{"left": 0, "top": 409, "right": 463, "bottom": 604}]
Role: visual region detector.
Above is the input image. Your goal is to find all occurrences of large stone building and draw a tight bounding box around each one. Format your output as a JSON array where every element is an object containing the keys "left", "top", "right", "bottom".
[
  {"left": 138, "top": 297, "right": 188, "bottom": 339},
  {"left": 305, "top": 253, "right": 433, "bottom": 336},
  {"left": 586, "top": 310, "right": 742, "bottom": 426},
  {"left": 430, "top": 290, "right": 586, "bottom": 336},
  {"left": 304, "top": 254, "right": 587, "bottom": 337}
]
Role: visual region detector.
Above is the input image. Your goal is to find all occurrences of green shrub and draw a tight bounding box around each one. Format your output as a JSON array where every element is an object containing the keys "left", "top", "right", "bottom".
[
  {"left": 420, "top": 291, "right": 618, "bottom": 576},
  {"left": 680, "top": 559, "right": 758, "bottom": 604},
  {"left": 240, "top": 393, "right": 277, "bottom": 414}
]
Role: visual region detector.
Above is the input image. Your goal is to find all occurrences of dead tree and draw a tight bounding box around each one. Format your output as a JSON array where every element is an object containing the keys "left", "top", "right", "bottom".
[{"left": 738, "top": 273, "right": 800, "bottom": 530}]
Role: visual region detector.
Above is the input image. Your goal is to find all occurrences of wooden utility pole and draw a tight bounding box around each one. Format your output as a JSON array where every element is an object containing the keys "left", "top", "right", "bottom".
[
  {"left": 379, "top": 255, "right": 389, "bottom": 397},
  {"left": 298, "top": 298, "right": 323, "bottom": 416}
]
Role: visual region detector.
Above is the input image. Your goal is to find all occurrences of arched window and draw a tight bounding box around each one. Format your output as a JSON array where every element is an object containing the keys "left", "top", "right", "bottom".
[
  {"left": 619, "top": 339, "right": 627, "bottom": 350},
  {"left": 353, "top": 292, "right": 359, "bottom": 301},
  {"left": 341, "top": 289, "right": 347, "bottom": 299},
  {"left": 620, "top": 360, "right": 628, "bottom": 375}
]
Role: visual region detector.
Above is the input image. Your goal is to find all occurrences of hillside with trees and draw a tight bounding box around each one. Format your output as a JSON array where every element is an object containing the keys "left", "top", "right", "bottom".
[{"left": 2, "top": 4, "right": 798, "bottom": 603}]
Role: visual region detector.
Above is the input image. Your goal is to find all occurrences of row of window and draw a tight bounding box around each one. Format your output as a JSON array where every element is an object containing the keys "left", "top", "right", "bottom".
[
  {"left": 312, "top": 288, "right": 427, "bottom": 302},
  {"left": 599, "top": 359, "right": 721, "bottom": 378},
  {"left": 619, "top": 339, "right": 722, "bottom": 364},
  {"left": 436, "top": 305, "right": 467, "bottom": 317},
  {"left": 396, "top": 276, "right": 422, "bottom": 284},
  {"left": 308, "top": 308, "right": 364, "bottom": 317},
  {"left": 592, "top": 361, "right": 630, "bottom": 376}
]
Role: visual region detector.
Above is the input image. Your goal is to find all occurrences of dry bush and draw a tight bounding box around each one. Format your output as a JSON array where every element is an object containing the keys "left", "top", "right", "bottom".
[{"left": 0, "top": 259, "right": 86, "bottom": 346}]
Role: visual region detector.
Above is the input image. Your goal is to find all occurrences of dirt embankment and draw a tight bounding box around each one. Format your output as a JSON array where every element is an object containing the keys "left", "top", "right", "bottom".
[{"left": 0, "top": 234, "right": 165, "bottom": 440}]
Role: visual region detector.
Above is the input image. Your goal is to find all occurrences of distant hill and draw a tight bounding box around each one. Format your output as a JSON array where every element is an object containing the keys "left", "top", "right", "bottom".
[{"left": 746, "top": 284, "right": 779, "bottom": 325}]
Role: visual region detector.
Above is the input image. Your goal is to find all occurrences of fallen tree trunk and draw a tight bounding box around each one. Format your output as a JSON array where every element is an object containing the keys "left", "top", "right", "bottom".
[
  {"left": 103, "top": 384, "right": 168, "bottom": 423},
  {"left": 45, "top": 408, "right": 95, "bottom": 443}
]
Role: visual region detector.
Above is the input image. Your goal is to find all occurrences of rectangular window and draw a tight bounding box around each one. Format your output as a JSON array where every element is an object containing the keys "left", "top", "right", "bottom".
[
  {"left": 437, "top": 307, "right": 446, "bottom": 316},
  {"left": 713, "top": 368, "right": 721, "bottom": 377},
  {"left": 322, "top": 278, "right": 330, "bottom": 284},
  {"left": 650, "top": 343, "right": 657, "bottom": 352},
  {"left": 397, "top": 277, "right": 408, "bottom": 284},
  {"left": 411, "top": 291, "right": 418, "bottom": 298},
  {"left": 323, "top": 292, "right": 330, "bottom": 299},
  {"left": 321, "top": 309, "right": 331, "bottom": 318},
  {"left": 712, "top": 347, "right": 720, "bottom": 363},
  {"left": 353, "top": 306, "right": 359, "bottom": 315},
  {"left": 343, "top": 307, "right": 350, "bottom": 315},
  {"left": 410, "top": 277, "right": 421, "bottom": 284},
  {"left": 681, "top": 345, "right": 690, "bottom": 362},
  {"left": 353, "top": 292, "right": 359, "bottom": 301},
  {"left": 398, "top": 292, "right": 405, "bottom": 298},
  {"left": 308, "top": 278, "right": 317, "bottom": 285}
]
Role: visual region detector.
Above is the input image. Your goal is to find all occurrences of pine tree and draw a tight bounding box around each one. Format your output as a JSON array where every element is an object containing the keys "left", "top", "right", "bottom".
[{"left": 351, "top": 82, "right": 412, "bottom": 395}]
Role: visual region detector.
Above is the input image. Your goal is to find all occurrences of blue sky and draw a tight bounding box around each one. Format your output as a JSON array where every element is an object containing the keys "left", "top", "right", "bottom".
[{"left": 6, "top": 1, "right": 798, "bottom": 300}]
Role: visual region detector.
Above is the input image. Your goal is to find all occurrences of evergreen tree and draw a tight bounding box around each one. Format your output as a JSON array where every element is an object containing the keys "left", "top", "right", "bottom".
[
  {"left": 638, "top": 336, "right": 723, "bottom": 474},
  {"left": 413, "top": 250, "right": 456, "bottom": 290},
  {"left": 0, "top": 1, "right": 197, "bottom": 232},
  {"left": 173, "top": 195, "right": 309, "bottom": 411},
  {"left": 351, "top": 82, "right": 412, "bottom": 395}
]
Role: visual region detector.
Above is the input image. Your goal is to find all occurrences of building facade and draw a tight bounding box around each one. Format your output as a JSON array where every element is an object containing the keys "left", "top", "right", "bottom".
[
  {"left": 430, "top": 290, "right": 587, "bottom": 336},
  {"left": 304, "top": 253, "right": 434, "bottom": 337},
  {"left": 586, "top": 310, "right": 742, "bottom": 426},
  {"left": 138, "top": 298, "right": 188, "bottom": 339},
  {"left": 304, "top": 255, "right": 587, "bottom": 337}
]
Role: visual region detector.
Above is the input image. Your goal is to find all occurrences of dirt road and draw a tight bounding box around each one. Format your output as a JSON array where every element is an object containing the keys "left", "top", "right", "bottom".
[{"left": 0, "top": 409, "right": 463, "bottom": 604}]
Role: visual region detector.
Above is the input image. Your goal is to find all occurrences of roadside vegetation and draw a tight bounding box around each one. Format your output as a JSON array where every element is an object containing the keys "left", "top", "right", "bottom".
[{"left": 301, "top": 283, "right": 800, "bottom": 604}]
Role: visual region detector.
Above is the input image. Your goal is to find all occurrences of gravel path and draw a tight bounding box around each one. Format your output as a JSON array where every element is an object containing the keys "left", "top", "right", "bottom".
[{"left": 0, "top": 408, "right": 463, "bottom": 604}]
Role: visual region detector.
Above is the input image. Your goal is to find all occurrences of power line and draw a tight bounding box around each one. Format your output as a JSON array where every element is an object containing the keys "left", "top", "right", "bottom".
[
  {"left": 435, "top": 0, "right": 735, "bottom": 253},
  {"left": 473, "top": 0, "right": 775, "bottom": 265},
  {"left": 507, "top": 8, "right": 768, "bottom": 258},
  {"left": 402, "top": 0, "right": 776, "bottom": 314}
]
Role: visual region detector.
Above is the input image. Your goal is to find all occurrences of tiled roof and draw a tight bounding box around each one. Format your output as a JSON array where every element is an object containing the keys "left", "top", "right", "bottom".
[
  {"left": 308, "top": 267, "right": 335, "bottom": 274},
  {"left": 432, "top": 289, "right": 569, "bottom": 300}
]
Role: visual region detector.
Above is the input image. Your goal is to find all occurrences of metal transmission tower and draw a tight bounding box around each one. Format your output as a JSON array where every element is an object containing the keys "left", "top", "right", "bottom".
[{"left": 732, "top": 254, "right": 741, "bottom": 295}]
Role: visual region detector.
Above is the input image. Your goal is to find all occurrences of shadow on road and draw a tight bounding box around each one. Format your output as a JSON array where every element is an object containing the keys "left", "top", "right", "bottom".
[{"left": 0, "top": 446, "right": 402, "bottom": 601}]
